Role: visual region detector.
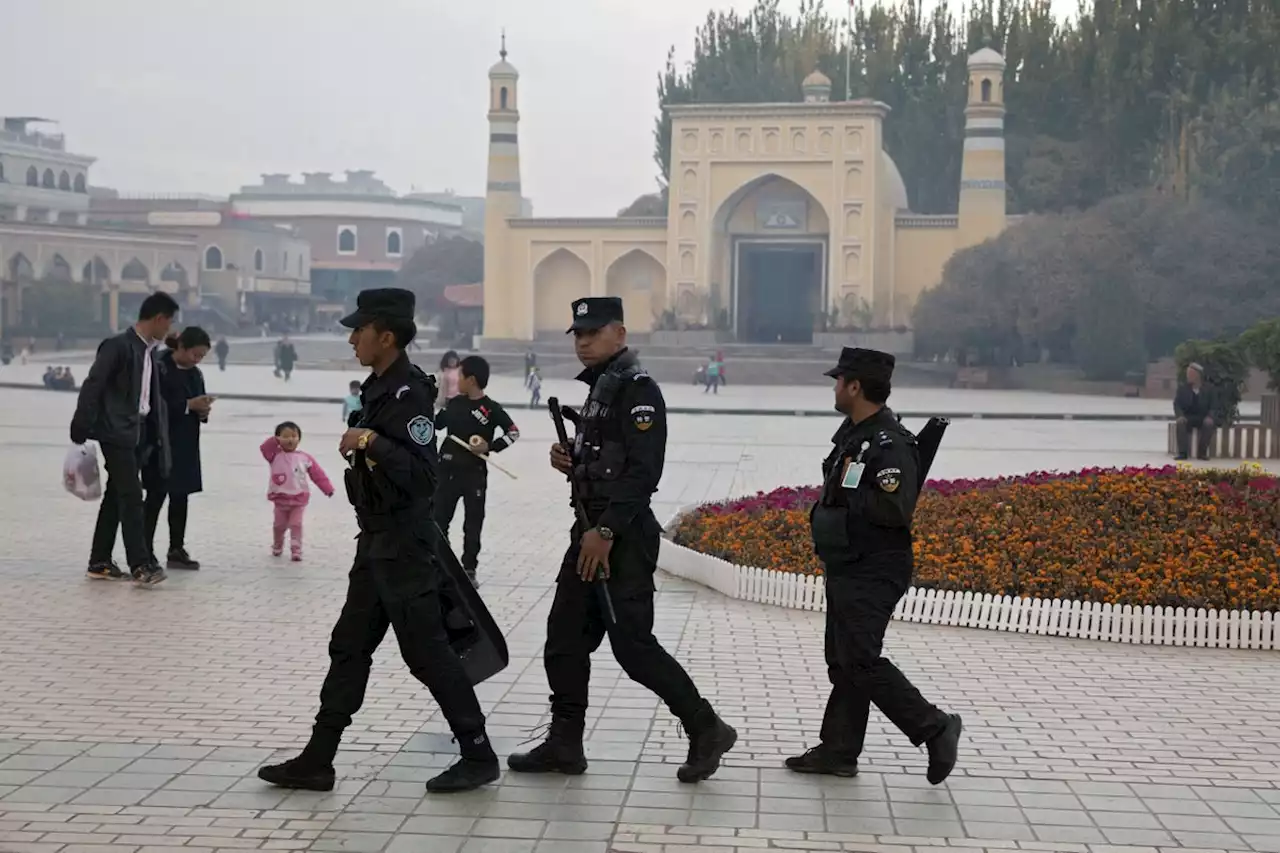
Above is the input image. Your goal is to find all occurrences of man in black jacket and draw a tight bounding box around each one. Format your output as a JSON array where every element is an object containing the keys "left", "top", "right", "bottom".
[
  {"left": 1174, "top": 362, "right": 1216, "bottom": 460},
  {"left": 70, "top": 293, "right": 180, "bottom": 586}
]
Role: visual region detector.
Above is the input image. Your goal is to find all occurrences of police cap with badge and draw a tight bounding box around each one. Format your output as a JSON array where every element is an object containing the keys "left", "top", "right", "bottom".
[
  {"left": 567, "top": 296, "right": 624, "bottom": 333},
  {"left": 340, "top": 287, "right": 417, "bottom": 330}
]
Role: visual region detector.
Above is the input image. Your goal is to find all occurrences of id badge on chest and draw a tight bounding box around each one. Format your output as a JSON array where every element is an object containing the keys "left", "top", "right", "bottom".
[{"left": 840, "top": 440, "right": 871, "bottom": 489}]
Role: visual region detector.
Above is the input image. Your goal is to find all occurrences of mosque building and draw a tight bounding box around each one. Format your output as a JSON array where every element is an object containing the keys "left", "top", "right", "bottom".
[{"left": 480, "top": 43, "right": 1009, "bottom": 350}]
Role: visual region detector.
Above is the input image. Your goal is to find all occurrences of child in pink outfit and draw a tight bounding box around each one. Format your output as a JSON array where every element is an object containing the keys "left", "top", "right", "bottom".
[{"left": 260, "top": 421, "right": 334, "bottom": 561}]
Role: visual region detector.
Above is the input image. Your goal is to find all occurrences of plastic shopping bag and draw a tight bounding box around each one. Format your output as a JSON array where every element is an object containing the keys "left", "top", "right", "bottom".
[{"left": 63, "top": 443, "right": 103, "bottom": 501}]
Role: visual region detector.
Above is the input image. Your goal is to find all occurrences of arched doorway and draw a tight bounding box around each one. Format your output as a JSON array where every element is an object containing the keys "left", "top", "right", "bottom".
[
  {"left": 712, "top": 174, "right": 830, "bottom": 343},
  {"left": 605, "top": 250, "right": 665, "bottom": 334},
  {"left": 533, "top": 248, "right": 591, "bottom": 334}
]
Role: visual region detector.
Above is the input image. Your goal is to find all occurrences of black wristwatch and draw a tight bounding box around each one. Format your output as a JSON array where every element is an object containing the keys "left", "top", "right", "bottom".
[{"left": 596, "top": 526, "right": 615, "bottom": 541}]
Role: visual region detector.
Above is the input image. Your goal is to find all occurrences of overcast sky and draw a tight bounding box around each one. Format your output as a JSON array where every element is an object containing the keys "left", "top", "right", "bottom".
[{"left": 5, "top": 0, "right": 1073, "bottom": 218}]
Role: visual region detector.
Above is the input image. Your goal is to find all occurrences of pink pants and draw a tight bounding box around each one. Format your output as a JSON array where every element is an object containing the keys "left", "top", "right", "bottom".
[{"left": 272, "top": 503, "right": 305, "bottom": 557}]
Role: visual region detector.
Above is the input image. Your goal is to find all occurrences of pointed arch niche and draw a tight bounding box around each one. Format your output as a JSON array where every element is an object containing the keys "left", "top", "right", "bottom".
[
  {"left": 532, "top": 248, "right": 591, "bottom": 334},
  {"left": 604, "top": 249, "right": 665, "bottom": 334}
]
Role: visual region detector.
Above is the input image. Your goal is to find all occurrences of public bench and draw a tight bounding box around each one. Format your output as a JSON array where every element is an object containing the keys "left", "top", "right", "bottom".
[{"left": 1166, "top": 422, "right": 1280, "bottom": 459}]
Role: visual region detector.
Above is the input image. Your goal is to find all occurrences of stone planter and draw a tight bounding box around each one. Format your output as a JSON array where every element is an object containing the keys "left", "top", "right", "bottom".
[
  {"left": 813, "top": 329, "right": 915, "bottom": 355},
  {"left": 650, "top": 330, "right": 731, "bottom": 347}
]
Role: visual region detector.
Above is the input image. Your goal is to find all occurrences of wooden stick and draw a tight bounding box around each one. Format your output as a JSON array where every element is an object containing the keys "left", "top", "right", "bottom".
[{"left": 449, "top": 434, "right": 518, "bottom": 479}]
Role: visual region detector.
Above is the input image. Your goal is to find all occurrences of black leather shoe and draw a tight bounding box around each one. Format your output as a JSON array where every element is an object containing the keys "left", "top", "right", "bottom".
[
  {"left": 258, "top": 758, "right": 336, "bottom": 791},
  {"left": 426, "top": 757, "right": 500, "bottom": 793},
  {"left": 785, "top": 744, "right": 859, "bottom": 777},
  {"left": 166, "top": 549, "right": 200, "bottom": 570},
  {"left": 926, "top": 714, "right": 962, "bottom": 785}
]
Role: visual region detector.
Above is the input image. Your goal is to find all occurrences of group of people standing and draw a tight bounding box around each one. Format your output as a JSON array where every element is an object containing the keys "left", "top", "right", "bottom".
[{"left": 70, "top": 293, "right": 213, "bottom": 584}]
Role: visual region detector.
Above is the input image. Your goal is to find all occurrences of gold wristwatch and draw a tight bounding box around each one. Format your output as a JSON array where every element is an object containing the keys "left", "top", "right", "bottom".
[{"left": 357, "top": 431, "right": 373, "bottom": 451}]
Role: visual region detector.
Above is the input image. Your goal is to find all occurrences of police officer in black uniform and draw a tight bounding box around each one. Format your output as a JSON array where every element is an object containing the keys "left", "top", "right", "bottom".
[
  {"left": 789, "top": 347, "right": 962, "bottom": 785},
  {"left": 507, "top": 296, "right": 737, "bottom": 783},
  {"left": 258, "top": 288, "right": 499, "bottom": 794}
]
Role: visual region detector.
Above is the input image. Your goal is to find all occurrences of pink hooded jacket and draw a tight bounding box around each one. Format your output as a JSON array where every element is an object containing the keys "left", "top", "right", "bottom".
[{"left": 260, "top": 437, "right": 334, "bottom": 507}]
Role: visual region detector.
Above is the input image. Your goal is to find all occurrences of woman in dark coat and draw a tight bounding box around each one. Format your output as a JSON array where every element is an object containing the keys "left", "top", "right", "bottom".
[{"left": 144, "top": 326, "right": 214, "bottom": 569}]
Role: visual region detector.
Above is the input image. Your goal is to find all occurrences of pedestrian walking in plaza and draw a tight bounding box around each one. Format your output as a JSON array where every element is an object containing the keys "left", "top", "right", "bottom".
[
  {"left": 438, "top": 350, "right": 461, "bottom": 404},
  {"left": 432, "top": 355, "right": 520, "bottom": 587},
  {"left": 341, "top": 380, "right": 363, "bottom": 424},
  {"left": 258, "top": 288, "right": 500, "bottom": 795},
  {"left": 528, "top": 365, "right": 542, "bottom": 407},
  {"left": 790, "top": 347, "right": 961, "bottom": 784},
  {"left": 214, "top": 337, "right": 229, "bottom": 372},
  {"left": 275, "top": 335, "right": 298, "bottom": 381},
  {"left": 143, "top": 327, "right": 214, "bottom": 571},
  {"left": 507, "top": 296, "right": 737, "bottom": 783},
  {"left": 260, "top": 422, "right": 334, "bottom": 561},
  {"left": 69, "top": 292, "right": 180, "bottom": 586}
]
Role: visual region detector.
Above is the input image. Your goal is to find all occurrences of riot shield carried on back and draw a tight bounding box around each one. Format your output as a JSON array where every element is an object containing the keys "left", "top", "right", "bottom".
[{"left": 915, "top": 416, "right": 949, "bottom": 488}]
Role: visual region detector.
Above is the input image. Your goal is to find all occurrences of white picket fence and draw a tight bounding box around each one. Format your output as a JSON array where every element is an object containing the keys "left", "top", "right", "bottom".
[{"left": 657, "top": 538, "right": 1278, "bottom": 651}]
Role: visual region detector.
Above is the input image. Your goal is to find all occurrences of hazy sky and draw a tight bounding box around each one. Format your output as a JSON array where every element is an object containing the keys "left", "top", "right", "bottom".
[{"left": 5, "top": 0, "right": 1072, "bottom": 218}]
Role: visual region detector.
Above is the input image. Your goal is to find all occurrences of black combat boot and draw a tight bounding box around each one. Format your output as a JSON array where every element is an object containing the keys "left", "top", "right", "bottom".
[
  {"left": 426, "top": 731, "right": 500, "bottom": 793},
  {"left": 259, "top": 727, "right": 340, "bottom": 791},
  {"left": 925, "top": 714, "right": 963, "bottom": 785},
  {"left": 677, "top": 704, "right": 737, "bottom": 783},
  {"left": 257, "top": 756, "right": 336, "bottom": 791},
  {"left": 506, "top": 718, "right": 588, "bottom": 775},
  {"left": 785, "top": 744, "right": 859, "bottom": 777}
]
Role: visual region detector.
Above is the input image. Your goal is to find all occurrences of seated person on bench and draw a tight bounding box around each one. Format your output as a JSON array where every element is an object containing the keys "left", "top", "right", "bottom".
[{"left": 1174, "top": 362, "right": 1215, "bottom": 461}]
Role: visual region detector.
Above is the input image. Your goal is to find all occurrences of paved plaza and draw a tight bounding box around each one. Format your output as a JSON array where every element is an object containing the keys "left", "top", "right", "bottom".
[{"left": 0, "top": 385, "right": 1278, "bottom": 853}]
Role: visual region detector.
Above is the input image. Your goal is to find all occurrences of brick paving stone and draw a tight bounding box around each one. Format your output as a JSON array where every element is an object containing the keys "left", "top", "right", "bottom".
[{"left": 1, "top": 388, "right": 1278, "bottom": 853}]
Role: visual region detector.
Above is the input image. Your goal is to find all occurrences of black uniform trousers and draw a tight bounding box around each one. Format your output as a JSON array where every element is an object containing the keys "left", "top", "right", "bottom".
[
  {"left": 820, "top": 551, "right": 947, "bottom": 756},
  {"left": 1176, "top": 416, "right": 1214, "bottom": 458},
  {"left": 545, "top": 521, "right": 706, "bottom": 733},
  {"left": 432, "top": 463, "right": 487, "bottom": 573},
  {"left": 314, "top": 530, "right": 486, "bottom": 741},
  {"left": 90, "top": 433, "right": 150, "bottom": 570}
]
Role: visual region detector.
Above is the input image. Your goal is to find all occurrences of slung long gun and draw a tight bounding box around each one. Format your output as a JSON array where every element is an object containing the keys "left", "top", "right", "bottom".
[{"left": 547, "top": 397, "right": 617, "bottom": 626}]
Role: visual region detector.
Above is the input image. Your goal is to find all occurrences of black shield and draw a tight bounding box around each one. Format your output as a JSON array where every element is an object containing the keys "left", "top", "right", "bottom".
[
  {"left": 915, "top": 416, "right": 949, "bottom": 488},
  {"left": 433, "top": 522, "right": 509, "bottom": 686}
]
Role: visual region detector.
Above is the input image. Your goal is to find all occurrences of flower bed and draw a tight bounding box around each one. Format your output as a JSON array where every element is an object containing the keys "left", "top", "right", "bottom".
[{"left": 670, "top": 465, "right": 1280, "bottom": 613}]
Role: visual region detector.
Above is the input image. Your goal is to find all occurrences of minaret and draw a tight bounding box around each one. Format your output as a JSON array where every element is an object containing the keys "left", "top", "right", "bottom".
[
  {"left": 956, "top": 47, "right": 1007, "bottom": 250},
  {"left": 482, "top": 33, "right": 523, "bottom": 340}
]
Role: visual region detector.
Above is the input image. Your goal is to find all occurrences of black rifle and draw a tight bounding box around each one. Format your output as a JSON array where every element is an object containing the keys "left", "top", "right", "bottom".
[{"left": 547, "top": 397, "right": 617, "bottom": 626}]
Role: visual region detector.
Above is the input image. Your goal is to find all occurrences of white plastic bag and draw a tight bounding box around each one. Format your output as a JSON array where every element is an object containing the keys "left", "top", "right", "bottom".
[{"left": 63, "top": 443, "right": 103, "bottom": 501}]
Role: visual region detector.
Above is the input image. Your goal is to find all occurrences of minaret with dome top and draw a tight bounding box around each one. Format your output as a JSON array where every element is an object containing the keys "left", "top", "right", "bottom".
[
  {"left": 482, "top": 32, "right": 522, "bottom": 340},
  {"left": 956, "top": 47, "right": 1008, "bottom": 250}
]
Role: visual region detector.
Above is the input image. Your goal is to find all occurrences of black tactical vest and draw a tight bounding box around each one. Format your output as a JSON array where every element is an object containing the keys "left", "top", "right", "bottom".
[
  {"left": 810, "top": 413, "right": 914, "bottom": 565},
  {"left": 573, "top": 351, "right": 646, "bottom": 511}
]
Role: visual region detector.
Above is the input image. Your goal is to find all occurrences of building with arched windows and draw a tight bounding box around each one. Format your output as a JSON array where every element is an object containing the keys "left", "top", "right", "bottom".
[
  {"left": 481, "top": 46, "right": 1010, "bottom": 350},
  {"left": 0, "top": 117, "right": 93, "bottom": 225},
  {"left": 230, "top": 171, "right": 464, "bottom": 318}
]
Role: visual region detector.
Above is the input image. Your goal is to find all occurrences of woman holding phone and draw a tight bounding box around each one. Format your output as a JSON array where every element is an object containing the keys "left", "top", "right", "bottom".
[{"left": 144, "top": 326, "right": 213, "bottom": 569}]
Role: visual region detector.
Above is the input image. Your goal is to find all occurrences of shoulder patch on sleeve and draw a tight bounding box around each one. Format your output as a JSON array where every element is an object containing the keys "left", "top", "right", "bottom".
[
  {"left": 876, "top": 467, "right": 901, "bottom": 492},
  {"left": 630, "top": 404, "right": 656, "bottom": 431},
  {"left": 407, "top": 414, "right": 434, "bottom": 446}
]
